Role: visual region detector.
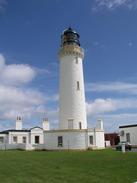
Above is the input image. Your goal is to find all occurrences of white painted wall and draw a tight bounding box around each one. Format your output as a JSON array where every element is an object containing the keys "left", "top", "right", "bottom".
[
  {"left": 45, "top": 130, "right": 87, "bottom": 150},
  {"left": 59, "top": 53, "right": 87, "bottom": 130},
  {"left": 105, "top": 141, "right": 111, "bottom": 147},
  {"left": 119, "top": 126, "right": 137, "bottom": 145},
  {"left": 8, "top": 132, "right": 29, "bottom": 144},
  {"left": 44, "top": 129, "right": 105, "bottom": 150},
  {"left": 0, "top": 128, "right": 104, "bottom": 150},
  {"left": 95, "top": 131, "right": 105, "bottom": 148}
]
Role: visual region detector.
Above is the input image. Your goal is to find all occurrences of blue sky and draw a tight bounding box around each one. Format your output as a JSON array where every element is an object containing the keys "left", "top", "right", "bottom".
[{"left": 0, "top": 0, "right": 137, "bottom": 132}]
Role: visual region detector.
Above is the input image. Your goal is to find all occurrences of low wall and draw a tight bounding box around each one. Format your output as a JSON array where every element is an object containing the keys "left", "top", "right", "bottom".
[{"left": 0, "top": 143, "right": 45, "bottom": 150}]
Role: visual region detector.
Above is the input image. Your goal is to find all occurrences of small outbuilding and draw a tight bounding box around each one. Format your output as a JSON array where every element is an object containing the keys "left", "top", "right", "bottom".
[{"left": 119, "top": 124, "right": 137, "bottom": 146}]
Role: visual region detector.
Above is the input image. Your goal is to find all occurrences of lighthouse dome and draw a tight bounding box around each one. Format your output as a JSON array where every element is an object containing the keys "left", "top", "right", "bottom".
[{"left": 61, "top": 27, "right": 80, "bottom": 47}]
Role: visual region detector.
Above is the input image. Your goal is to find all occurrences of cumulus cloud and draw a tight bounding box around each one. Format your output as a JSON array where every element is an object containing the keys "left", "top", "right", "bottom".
[
  {"left": 86, "top": 81, "right": 137, "bottom": 95},
  {"left": 86, "top": 98, "right": 137, "bottom": 116},
  {"left": 86, "top": 98, "right": 116, "bottom": 116},
  {"left": 0, "top": 54, "right": 36, "bottom": 85},
  {"left": 93, "top": 0, "right": 137, "bottom": 11},
  {"left": 0, "top": 54, "right": 57, "bottom": 123}
]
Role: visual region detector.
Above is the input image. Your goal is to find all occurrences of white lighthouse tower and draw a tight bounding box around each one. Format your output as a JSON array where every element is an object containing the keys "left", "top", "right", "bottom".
[{"left": 59, "top": 27, "right": 87, "bottom": 130}]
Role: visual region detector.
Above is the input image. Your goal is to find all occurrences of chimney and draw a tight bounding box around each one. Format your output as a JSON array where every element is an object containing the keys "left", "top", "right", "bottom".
[
  {"left": 16, "top": 116, "right": 22, "bottom": 130},
  {"left": 96, "top": 119, "right": 103, "bottom": 130},
  {"left": 42, "top": 118, "right": 50, "bottom": 130}
]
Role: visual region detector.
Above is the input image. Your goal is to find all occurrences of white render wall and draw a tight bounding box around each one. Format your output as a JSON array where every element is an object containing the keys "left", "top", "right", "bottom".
[
  {"left": 95, "top": 131, "right": 105, "bottom": 148},
  {"left": 44, "top": 129, "right": 105, "bottom": 150},
  {"left": 119, "top": 126, "right": 137, "bottom": 145},
  {"left": 59, "top": 54, "right": 87, "bottom": 130},
  {"left": 45, "top": 130, "right": 87, "bottom": 150},
  {"left": 8, "top": 132, "right": 29, "bottom": 144}
]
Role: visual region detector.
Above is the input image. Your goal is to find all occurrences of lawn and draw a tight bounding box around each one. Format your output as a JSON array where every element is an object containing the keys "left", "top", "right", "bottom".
[{"left": 0, "top": 149, "right": 137, "bottom": 183}]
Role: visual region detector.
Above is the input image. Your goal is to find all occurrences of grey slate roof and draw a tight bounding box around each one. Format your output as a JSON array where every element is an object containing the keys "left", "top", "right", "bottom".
[
  {"left": 0, "top": 129, "right": 30, "bottom": 134},
  {"left": 119, "top": 124, "right": 137, "bottom": 128}
]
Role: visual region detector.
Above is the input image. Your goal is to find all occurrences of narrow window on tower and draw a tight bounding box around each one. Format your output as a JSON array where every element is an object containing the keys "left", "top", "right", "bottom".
[
  {"left": 75, "top": 57, "right": 78, "bottom": 64},
  {"left": 68, "top": 119, "right": 73, "bottom": 129},
  {"left": 77, "top": 81, "right": 80, "bottom": 90}
]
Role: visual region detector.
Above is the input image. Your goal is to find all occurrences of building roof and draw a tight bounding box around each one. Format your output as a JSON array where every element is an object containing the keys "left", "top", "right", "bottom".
[
  {"left": 30, "top": 126, "right": 43, "bottom": 130},
  {"left": 0, "top": 129, "right": 30, "bottom": 134},
  {"left": 0, "top": 126, "right": 43, "bottom": 134},
  {"left": 119, "top": 124, "right": 137, "bottom": 128}
]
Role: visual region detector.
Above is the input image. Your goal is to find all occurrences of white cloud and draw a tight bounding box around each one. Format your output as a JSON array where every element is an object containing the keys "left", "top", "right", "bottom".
[
  {"left": 0, "top": 84, "right": 45, "bottom": 120},
  {"left": 0, "top": 54, "right": 36, "bottom": 85},
  {"left": 86, "top": 98, "right": 116, "bottom": 116},
  {"left": 86, "top": 81, "right": 137, "bottom": 95},
  {"left": 93, "top": 0, "right": 137, "bottom": 11},
  {"left": 0, "top": 54, "right": 59, "bottom": 125},
  {"left": 86, "top": 98, "right": 137, "bottom": 116},
  {"left": 86, "top": 98, "right": 137, "bottom": 132}
]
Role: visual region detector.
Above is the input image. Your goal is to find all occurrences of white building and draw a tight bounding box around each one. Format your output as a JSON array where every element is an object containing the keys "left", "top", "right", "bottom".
[
  {"left": 119, "top": 124, "right": 137, "bottom": 146},
  {"left": 0, "top": 27, "right": 105, "bottom": 150},
  {"left": 0, "top": 117, "right": 46, "bottom": 150}
]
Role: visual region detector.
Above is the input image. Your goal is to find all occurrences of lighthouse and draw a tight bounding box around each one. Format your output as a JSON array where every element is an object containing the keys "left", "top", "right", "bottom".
[
  {"left": 59, "top": 27, "right": 87, "bottom": 130},
  {"left": 0, "top": 27, "right": 105, "bottom": 150}
]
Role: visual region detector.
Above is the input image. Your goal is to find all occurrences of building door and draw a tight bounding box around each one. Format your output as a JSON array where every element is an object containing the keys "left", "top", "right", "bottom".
[
  {"left": 89, "top": 135, "right": 93, "bottom": 145},
  {"left": 126, "top": 133, "right": 130, "bottom": 143},
  {"left": 58, "top": 136, "right": 63, "bottom": 147},
  {"left": 35, "top": 136, "right": 40, "bottom": 144}
]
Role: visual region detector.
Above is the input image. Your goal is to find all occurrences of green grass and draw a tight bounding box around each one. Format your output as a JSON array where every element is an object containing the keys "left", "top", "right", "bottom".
[{"left": 0, "top": 149, "right": 137, "bottom": 183}]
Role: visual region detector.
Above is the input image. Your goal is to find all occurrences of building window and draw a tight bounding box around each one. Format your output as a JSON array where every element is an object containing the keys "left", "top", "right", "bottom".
[
  {"left": 58, "top": 136, "right": 63, "bottom": 147},
  {"left": 0, "top": 137, "right": 4, "bottom": 144},
  {"left": 13, "top": 136, "right": 17, "bottom": 143},
  {"left": 126, "top": 133, "right": 130, "bottom": 143},
  {"left": 77, "top": 81, "right": 80, "bottom": 90},
  {"left": 76, "top": 57, "right": 78, "bottom": 64},
  {"left": 68, "top": 119, "right": 73, "bottom": 129},
  {"left": 22, "top": 136, "right": 26, "bottom": 144},
  {"left": 35, "top": 136, "right": 40, "bottom": 144},
  {"left": 89, "top": 136, "right": 93, "bottom": 145},
  {"left": 79, "top": 122, "right": 82, "bottom": 129}
]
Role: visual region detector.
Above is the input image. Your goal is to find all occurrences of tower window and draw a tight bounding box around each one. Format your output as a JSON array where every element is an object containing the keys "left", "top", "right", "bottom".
[
  {"left": 79, "top": 122, "right": 82, "bottom": 129},
  {"left": 68, "top": 119, "right": 73, "bottom": 129},
  {"left": 77, "top": 81, "right": 80, "bottom": 90},
  {"left": 76, "top": 57, "right": 78, "bottom": 64},
  {"left": 58, "top": 136, "right": 63, "bottom": 147}
]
